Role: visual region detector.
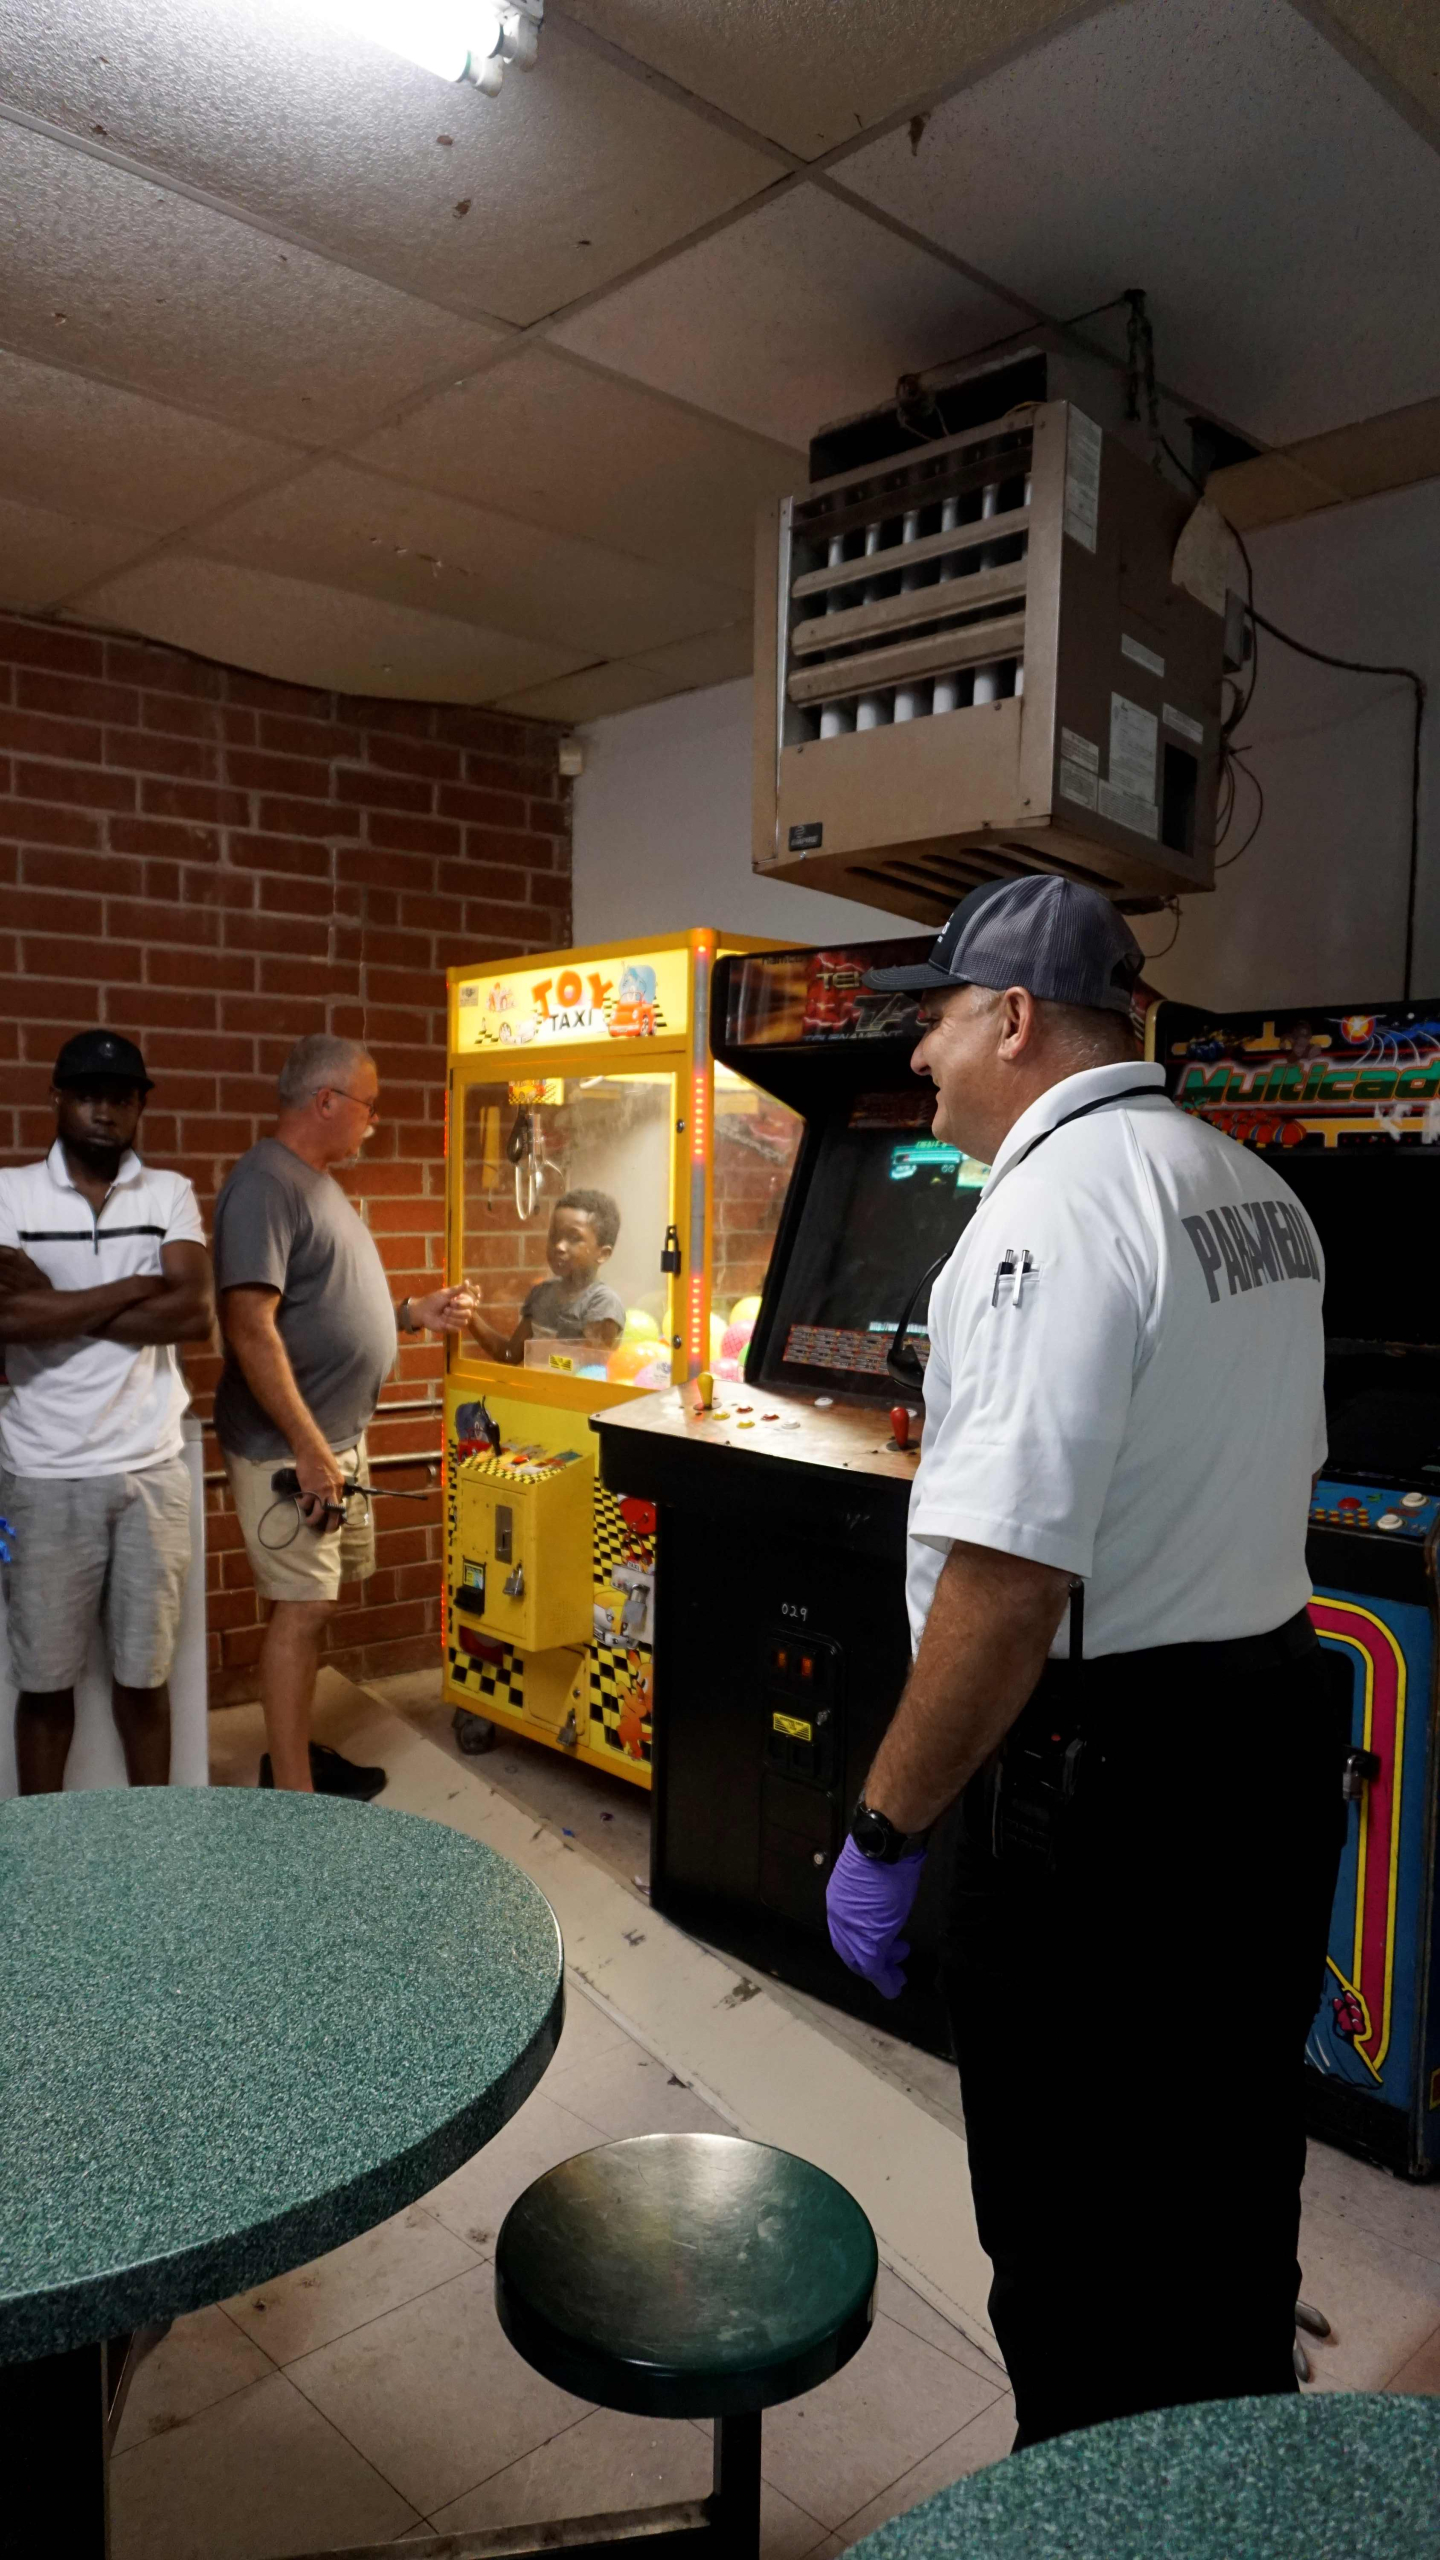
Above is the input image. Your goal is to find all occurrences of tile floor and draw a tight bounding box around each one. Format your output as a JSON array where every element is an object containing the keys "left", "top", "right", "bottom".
[
  {"left": 111, "top": 1971, "right": 1014, "bottom": 2560},
  {"left": 111, "top": 1673, "right": 1440, "bottom": 2559}
]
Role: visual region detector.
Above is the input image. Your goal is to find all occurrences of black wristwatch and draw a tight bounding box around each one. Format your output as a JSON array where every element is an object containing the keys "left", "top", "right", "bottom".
[{"left": 849, "top": 1798, "right": 930, "bottom": 1864}]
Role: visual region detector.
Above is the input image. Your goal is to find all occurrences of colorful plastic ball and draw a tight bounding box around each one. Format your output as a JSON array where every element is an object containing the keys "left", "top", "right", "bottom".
[
  {"left": 631, "top": 1360, "right": 671, "bottom": 1390},
  {"left": 622, "top": 1308, "right": 661, "bottom": 1343},
  {"left": 606, "top": 1340, "right": 654, "bottom": 1382},
  {"left": 721, "top": 1320, "right": 753, "bottom": 1360},
  {"left": 717, "top": 1357, "right": 742, "bottom": 1382},
  {"left": 731, "top": 1294, "right": 762, "bottom": 1326}
]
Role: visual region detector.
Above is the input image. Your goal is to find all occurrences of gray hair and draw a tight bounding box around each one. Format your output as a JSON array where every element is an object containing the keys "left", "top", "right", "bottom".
[{"left": 277, "top": 1034, "right": 372, "bottom": 1110}]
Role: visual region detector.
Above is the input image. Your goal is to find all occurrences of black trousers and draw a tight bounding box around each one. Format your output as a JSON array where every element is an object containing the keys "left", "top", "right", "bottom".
[{"left": 938, "top": 1618, "right": 1347, "bottom": 2448}]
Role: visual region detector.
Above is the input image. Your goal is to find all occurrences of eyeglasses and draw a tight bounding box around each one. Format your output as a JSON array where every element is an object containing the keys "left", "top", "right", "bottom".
[{"left": 325, "top": 1087, "right": 380, "bottom": 1121}]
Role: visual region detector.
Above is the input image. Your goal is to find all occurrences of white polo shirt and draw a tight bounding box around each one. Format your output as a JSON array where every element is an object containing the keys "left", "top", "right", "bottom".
[
  {"left": 0, "top": 1143, "right": 206, "bottom": 1478},
  {"left": 907, "top": 1061, "right": 1327, "bottom": 1659}
]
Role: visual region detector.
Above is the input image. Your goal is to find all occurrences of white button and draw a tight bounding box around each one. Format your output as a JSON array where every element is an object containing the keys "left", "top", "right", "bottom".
[
  {"left": 1377, "top": 1512, "right": 1402, "bottom": 1531},
  {"left": 1401, "top": 1491, "right": 1426, "bottom": 1510}
]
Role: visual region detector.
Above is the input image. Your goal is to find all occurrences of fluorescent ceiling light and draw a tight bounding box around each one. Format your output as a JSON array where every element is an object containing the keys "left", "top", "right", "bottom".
[{"left": 315, "top": 0, "right": 539, "bottom": 89}]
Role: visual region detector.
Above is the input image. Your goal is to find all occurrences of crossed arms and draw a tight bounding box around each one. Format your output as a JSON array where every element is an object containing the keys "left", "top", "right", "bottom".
[{"left": 0, "top": 1243, "right": 215, "bottom": 1345}]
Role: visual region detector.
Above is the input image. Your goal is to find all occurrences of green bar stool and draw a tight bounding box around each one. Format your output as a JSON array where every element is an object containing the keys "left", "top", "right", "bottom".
[{"left": 492, "top": 2131, "right": 879, "bottom": 2560}]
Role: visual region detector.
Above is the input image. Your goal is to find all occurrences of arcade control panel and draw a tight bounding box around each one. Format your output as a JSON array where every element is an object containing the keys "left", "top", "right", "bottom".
[{"left": 1310, "top": 1479, "right": 1440, "bottom": 1541}]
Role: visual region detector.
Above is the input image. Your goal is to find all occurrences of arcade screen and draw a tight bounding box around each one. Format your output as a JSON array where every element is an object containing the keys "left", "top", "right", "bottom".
[{"left": 755, "top": 1089, "right": 989, "bottom": 1399}]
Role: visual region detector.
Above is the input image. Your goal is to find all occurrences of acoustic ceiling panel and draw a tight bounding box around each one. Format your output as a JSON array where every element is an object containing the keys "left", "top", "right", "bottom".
[
  {"left": 629, "top": 624, "right": 754, "bottom": 691},
  {"left": 552, "top": 182, "right": 1022, "bottom": 449},
  {"left": 1314, "top": 0, "right": 1440, "bottom": 131},
  {"left": 70, "top": 554, "right": 586, "bottom": 702},
  {"left": 0, "top": 348, "right": 294, "bottom": 534},
  {"left": 554, "top": 0, "right": 1090, "bottom": 158},
  {"left": 349, "top": 348, "right": 804, "bottom": 590},
  {"left": 192, "top": 461, "right": 748, "bottom": 660},
  {"left": 0, "top": 2, "right": 783, "bottom": 329},
  {"left": 491, "top": 658, "right": 684, "bottom": 721},
  {"left": 0, "top": 494, "right": 155, "bottom": 611},
  {"left": 0, "top": 122, "right": 504, "bottom": 447},
  {"left": 841, "top": 0, "right": 1440, "bottom": 445}
]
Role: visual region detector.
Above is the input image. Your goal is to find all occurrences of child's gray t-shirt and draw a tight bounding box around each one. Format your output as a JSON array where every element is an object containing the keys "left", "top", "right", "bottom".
[{"left": 522, "top": 1278, "right": 625, "bottom": 1339}]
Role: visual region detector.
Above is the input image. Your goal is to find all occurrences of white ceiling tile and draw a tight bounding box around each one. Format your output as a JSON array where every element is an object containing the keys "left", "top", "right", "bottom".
[
  {"left": 69, "top": 555, "right": 585, "bottom": 702},
  {"left": 631, "top": 625, "right": 755, "bottom": 689},
  {"left": 491, "top": 660, "right": 681, "bottom": 721},
  {"left": 0, "top": 3, "right": 782, "bottom": 329},
  {"left": 0, "top": 347, "right": 294, "bottom": 533},
  {"left": 0, "top": 122, "right": 503, "bottom": 447},
  {"left": 1317, "top": 0, "right": 1440, "bottom": 133},
  {"left": 194, "top": 462, "right": 746, "bottom": 658},
  {"left": 0, "top": 494, "right": 155, "bottom": 611},
  {"left": 350, "top": 349, "right": 803, "bottom": 589},
  {"left": 841, "top": 0, "right": 1440, "bottom": 444},
  {"left": 552, "top": 184, "right": 1019, "bottom": 449},
  {"left": 555, "top": 0, "right": 1085, "bottom": 159}
]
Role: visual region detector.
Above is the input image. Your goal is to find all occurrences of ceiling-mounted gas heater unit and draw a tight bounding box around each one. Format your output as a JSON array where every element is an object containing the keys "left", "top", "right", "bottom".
[{"left": 753, "top": 351, "right": 1225, "bottom": 923}]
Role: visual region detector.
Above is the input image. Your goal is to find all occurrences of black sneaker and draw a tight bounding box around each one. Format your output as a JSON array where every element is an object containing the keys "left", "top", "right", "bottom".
[{"left": 257, "top": 1743, "right": 387, "bottom": 1800}]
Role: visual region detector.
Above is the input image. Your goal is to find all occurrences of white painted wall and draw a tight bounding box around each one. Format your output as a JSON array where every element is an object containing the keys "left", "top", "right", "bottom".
[
  {"left": 1154, "top": 475, "right": 1439, "bottom": 1008},
  {"left": 571, "top": 678, "right": 903, "bottom": 949},
  {"left": 573, "top": 477, "right": 1439, "bottom": 1006}
]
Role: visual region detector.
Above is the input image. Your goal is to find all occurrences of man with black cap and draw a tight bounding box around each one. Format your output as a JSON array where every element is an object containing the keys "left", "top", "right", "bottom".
[
  {"left": 826, "top": 877, "right": 1342, "bottom": 2446},
  {"left": 0, "top": 1031, "right": 213, "bottom": 1790}
]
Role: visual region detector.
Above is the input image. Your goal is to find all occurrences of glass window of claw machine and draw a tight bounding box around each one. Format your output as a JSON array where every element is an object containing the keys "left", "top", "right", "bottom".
[{"left": 443, "top": 934, "right": 800, "bottom": 1791}]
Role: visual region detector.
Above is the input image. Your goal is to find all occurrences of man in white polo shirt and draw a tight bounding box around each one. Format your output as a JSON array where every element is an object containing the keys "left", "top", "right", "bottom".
[
  {"left": 826, "top": 879, "right": 1344, "bottom": 2446},
  {"left": 0, "top": 1030, "right": 213, "bottom": 1791}
]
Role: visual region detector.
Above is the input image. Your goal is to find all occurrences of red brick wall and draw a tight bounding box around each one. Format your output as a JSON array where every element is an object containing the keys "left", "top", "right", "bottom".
[
  {"left": 712, "top": 1102, "right": 803, "bottom": 1312},
  {"left": 0, "top": 608, "right": 572, "bottom": 1706}
]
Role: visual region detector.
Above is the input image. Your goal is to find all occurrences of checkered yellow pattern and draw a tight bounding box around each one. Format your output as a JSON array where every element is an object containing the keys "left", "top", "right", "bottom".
[
  {"left": 591, "top": 1484, "right": 654, "bottom": 1763},
  {"left": 444, "top": 1424, "right": 653, "bottom": 1769},
  {"left": 447, "top": 1640, "right": 525, "bottom": 1709}
]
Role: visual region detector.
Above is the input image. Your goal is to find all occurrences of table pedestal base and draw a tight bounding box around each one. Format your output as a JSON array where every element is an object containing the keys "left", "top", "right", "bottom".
[
  {"left": 2, "top": 2338, "right": 109, "bottom": 2553},
  {"left": 0, "top": 2325, "right": 171, "bottom": 2557},
  {"left": 312, "top": 2411, "right": 763, "bottom": 2560}
]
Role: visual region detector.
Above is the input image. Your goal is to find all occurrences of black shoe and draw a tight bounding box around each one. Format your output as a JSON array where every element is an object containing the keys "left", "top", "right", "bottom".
[{"left": 257, "top": 1743, "right": 386, "bottom": 1800}]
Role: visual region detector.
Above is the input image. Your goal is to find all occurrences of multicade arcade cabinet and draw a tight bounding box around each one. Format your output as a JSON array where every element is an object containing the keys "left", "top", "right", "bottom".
[
  {"left": 1157, "top": 999, "right": 1440, "bottom": 2177},
  {"left": 443, "top": 932, "right": 800, "bottom": 1789},
  {"left": 596, "top": 936, "right": 977, "bottom": 2053}
]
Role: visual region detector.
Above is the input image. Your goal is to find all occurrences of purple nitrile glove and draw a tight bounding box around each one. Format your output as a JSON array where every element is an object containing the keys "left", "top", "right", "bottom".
[{"left": 825, "top": 1835, "right": 928, "bottom": 1999}]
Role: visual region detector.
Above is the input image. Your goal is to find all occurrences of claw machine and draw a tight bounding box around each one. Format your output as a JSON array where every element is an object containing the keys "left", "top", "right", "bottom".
[{"left": 444, "top": 931, "right": 801, "bottom": 1787}]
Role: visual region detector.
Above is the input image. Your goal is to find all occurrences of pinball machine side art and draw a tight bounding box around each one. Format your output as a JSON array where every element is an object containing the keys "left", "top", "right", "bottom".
[{"left": 1307, "top": 1592, "right": 1432, "bottom": 2119}]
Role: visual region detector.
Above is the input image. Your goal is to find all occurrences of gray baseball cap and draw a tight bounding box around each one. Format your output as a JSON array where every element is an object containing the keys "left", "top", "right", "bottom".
[{"left": 863, "top": 876, "right": 1143, "bottom": 1016}]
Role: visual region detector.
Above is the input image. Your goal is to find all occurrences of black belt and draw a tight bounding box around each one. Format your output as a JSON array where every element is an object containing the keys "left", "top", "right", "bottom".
[{"left": 1072, "top": 1606, "right": 1318, "bottom": 1683}]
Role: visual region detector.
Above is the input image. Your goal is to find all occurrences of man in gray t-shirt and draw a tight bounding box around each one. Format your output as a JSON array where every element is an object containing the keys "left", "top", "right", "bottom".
[{"left": 215, "top": 1035, "right": 471, "bottom": 1797}]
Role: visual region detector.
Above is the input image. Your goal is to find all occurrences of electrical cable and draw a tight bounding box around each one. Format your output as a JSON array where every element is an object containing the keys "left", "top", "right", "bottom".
[
  {"left": 1142, "top": 898, "right": 1183, "bottom": 960},
  {"left": 1157, "top": 426, "right": 1424, "bottom": 983},
  {"left": 1216, "top": 758, "right": 1265, "bottom": 871}
]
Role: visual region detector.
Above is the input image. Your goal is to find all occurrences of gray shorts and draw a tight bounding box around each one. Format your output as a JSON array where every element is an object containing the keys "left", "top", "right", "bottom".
[{"left": 0, "top": 1455, "right": 192, "bottom": 1691}]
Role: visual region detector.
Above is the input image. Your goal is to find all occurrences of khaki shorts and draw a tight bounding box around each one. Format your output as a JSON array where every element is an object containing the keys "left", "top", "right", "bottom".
[
  {"left": 224, "top": 1436, "right": 376, "bottom": 1604},
  {"left": 0, "top": 1454, "right": 192, "bottom": 1690}
]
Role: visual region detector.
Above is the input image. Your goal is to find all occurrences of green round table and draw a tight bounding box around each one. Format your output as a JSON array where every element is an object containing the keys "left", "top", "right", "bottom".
[
  {"left": 0, "top": 1787, "right": 563, "bottom": 2551},
  {"left": 850, "top": 2394, "right": 1440, "bottom": 2560}
]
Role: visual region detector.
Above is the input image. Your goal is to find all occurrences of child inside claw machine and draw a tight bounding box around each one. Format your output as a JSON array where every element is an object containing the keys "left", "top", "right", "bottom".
[
  {"left": 444, "top": 931, "right": 802, "bottom": 1790},
  {"left": 466, "top": 1189, "right": 625, "bottom": 1368}
]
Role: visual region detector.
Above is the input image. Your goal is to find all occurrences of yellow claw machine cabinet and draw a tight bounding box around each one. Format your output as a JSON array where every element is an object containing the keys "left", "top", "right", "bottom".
[{"left": 444, "top": 930, "right": 801, "bottom": 1786}]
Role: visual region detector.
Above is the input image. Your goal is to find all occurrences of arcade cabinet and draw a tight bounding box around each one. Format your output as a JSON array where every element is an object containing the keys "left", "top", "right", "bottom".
[
  {"left": 595, "top": 936, "right": 974, "bottom": 2052},
  {"left": 1157, "top": 999, "right": 1440, "bottom": 2178},
  {"left": 443, "top": 932, "right": 800, "bottom": 1788}
]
